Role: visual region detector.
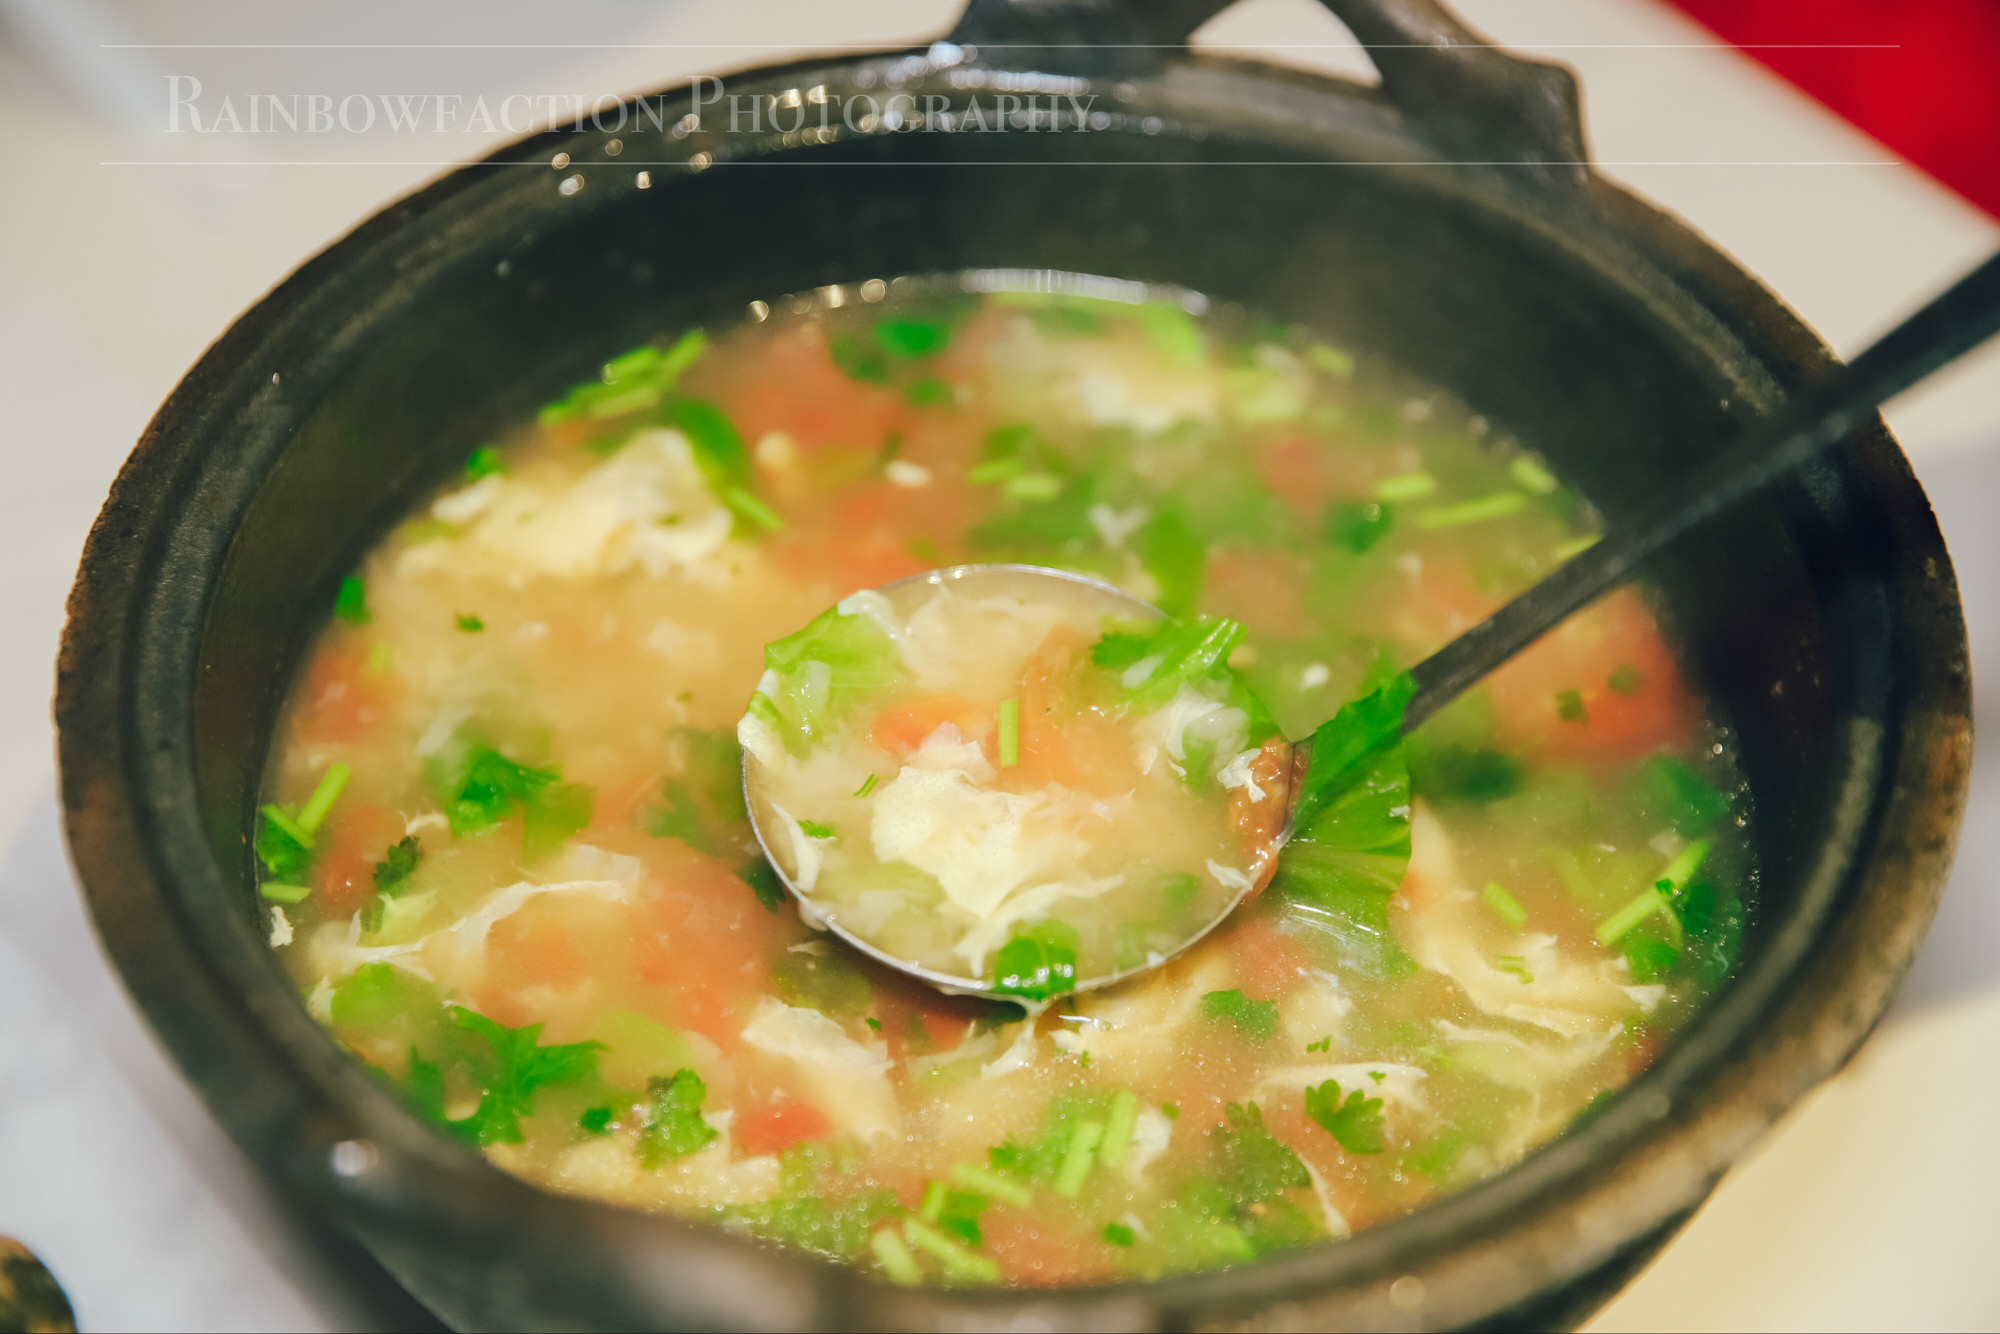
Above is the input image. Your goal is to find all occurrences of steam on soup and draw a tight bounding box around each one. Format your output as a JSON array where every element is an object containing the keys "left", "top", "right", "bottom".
[{"left": 258, "top": 278, "right": 1750, "bottom": 1287}]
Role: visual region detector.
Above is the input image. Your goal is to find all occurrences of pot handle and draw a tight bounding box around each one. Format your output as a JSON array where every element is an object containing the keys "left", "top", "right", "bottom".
[{"left": 949, "top": 0, "right": 1590, "bottom": 189}]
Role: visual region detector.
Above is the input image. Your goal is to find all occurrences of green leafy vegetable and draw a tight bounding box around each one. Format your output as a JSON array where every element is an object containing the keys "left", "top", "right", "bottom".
[
  {"left": 440, "top": 745, "right": 555, "bottom": 837},
  {"left": 638, "top": 1068, "right": 719, "bottom": 1166},
  {"left": 256, "top": 811, "right": 313, "bottom": 884},
  {"left": 372, "top": 836, "right": 423, "bottom": 895},
  {"left": 904, "top": 377, "right": 953, "bottom": 406},
  {"left": 1103, "top": 1222, "right": 1136, "bottom": 1247},
  {"left": 1199, "top": 989, "right": 1278, "bottom": 1041},
  {"left": 334, "top": 575, "right": 369, "bottom": 624},
  {"left": 1324, "top": 499, "right": 1393, "bottom": 553},
  {"left": 1304, "top": 1079, "right": 1386, "bottom": 1154},
  {"left": 1607, "top": 663, "right": 1643, "bottom": 696},
  {"left": 464, "top": 445, "right": 505, "bottom": 480},
  {"left": 992, "top": 920, "right": 1080, "bottom": 1001},
  {"left": 1269, "top": 738, "right": 1415, "bottom": 982},
  {"left": 773, "top": 949, "right": 873, "bottom": 1018},
  {"left": 1209, "top": 1101, "right": 1310, "bottom": 1202},
  {"left": 539, "top": 329, "right": 706, "bottom": 424},
  {"left": 1555, "top": 688, "right": 1587, "bottom": 723},
  {"left": 445, "top": 1006, "right": 603, "bottom": 1146},
  {"left": 522, "top": 780, "right": 594, "bottom": 859},
  {"left": 746, "top": 602, "right": 903, "bottom": 754},
  {"left": 662, "top": 398, "right": 751, "bottom": 494},
  {"left": 455, "top": 613, "right": 484, "bottom": 632},
  {"left": 1287, "top": 670, "right": 1416, "bottom": 835},
  {"left": 737, "top": 860, "right": 787, "bottom": 913},
  {"left": 797, "top": 818, "right": 836, "bottom": 839},
  {"left": 876, "top": 315, "right": 952, "bottom": 359},
  {"left": 1408, "top": 742, "right": 1522, "bottom": 803},
  {"left": 729, "top": 1190, "right": 902, "bottom": 1263},
  {"left": 1130, "top": 502, "right": 1206, "bottom": 617},
  {"left": 1637, "top": 754, "right": 1731, "bottom": 834},
  {"left": 579, "top": 1106, "right": 615, "bottom": 1136}
]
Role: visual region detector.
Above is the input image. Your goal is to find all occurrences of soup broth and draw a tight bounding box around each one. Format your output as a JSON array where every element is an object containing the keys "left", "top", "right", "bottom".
[{"left": 260, "top": 278, "right": 1751, "bottom": 1287}]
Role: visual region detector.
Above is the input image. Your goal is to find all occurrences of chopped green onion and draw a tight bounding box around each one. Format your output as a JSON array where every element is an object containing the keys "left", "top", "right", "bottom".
[
  {"left": 902, "top": 1218, "right": 1000, "bottom": 1284},
  {"left": 1052, "top": 1118, "right": 1105, "bottom": 1198},
  {"left": 1099, "top": 1090, "right": 1139, "bottom": 1171},
  {"left": 1483, "top": 881, "right": 1528, "bottom": 930},
  {"left": 258, "top": 882, "right": 311, "bottom": 903},
  {"left": 1375, "top": 472, "right": 1437, "bottom": 502},
  {"left": 949, "top": 1162, "right": 1033, "bottom": 1209},
  {"left": 1555, "top": 688, "right": 1587, "bottom": 723},
  {"left": 1509, "top": 456, "right": 1559, "bottom": 494},
  {"left": 295, "top": 762, "right": 351, "bottom": 835},
  {"left": 1417, "top": 491, "right": 1528, "bottom": 530},
  {"left": 723, "top": 487, "right": 783, "bottom": 532},
  {"left": 1003, "top": 471, "right": 1063, "bottom": 502},
  {"left": 333, "top": 575, "right": 369, "bottom": 625},
  {"left": 997, "top": 698, "right": 1020, "bottom": 768},
  {"left": 855, "top": 773, "right": 879, "bottom": 798},
  {"left": 870, "top": 1227, "right": 922, "bottom": 1285},
  {"left": 1553, "top": 534, "right": 1600, "bottom": 561},
  {"left": 1495, "top": 954, "right": 1535, "bottom": 984},
  {"left": 260, "top": 803, "right": 314, "bottom": 850},
  {"left": 455, "top": 613, "right": 484, "bottom": 633},
  {"left": 1659, "top": 838, "right": 1712, "bottom": 891},
  {"left": 966, "top": 457, "right": 1021, "bottom": 485},
  {"left": 1597, "top": 886, "right": 1671, "bottom": 946},
  {"left": 464, "top": 446, "right": 505, "bottom": 480},
  {"left": 918, "top": 1180, "right": 948, "bottom": 1224}
]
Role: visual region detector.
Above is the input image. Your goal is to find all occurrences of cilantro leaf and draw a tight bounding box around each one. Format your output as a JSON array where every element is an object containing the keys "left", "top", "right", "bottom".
[
  {"left": 521, "top": 780, "right": 593, "bottom": 860},
  {"left": 445, "top": 1005, "right": 603, "bottom": 1146},
  {"left": 1198, "top": 989, "right": 1278, "bottom": 1041},
  {"left": 334, "top": 575, "right": 369, "bottom": 625},
  {"left": 1288, "top": 670, "right": 1416, "bottom": 834},
  {"left": 638, "top": 1068, "right": 718, "bottom": 1166},
  {"left": 1303, "top": 1079, "right": 1386, "bottom": 1154},
  {"left": 255, "top": 809, "right": 313, "bottom": 883},
  {"left": 443, "top": 746, "right": 558, "bottom": 837},
  {"left": 737, "top": 860, "right": 787, "bottom": 913},
  {"left": 797, "top": 818, "right": 837, "bottom": 839},
  {"left": 1129, "top": 501, "right": 1205, "bottom": 618},
  {"left": 372, "top": 835, "right": 423, "bottom": 895},
  {"left": 746, "top": 602, "right": 903, "bottom": 755},
  {"left": 1269, "top": 740, "right": 1415, "bottom": 982},
  {"left": 992, "top": 920, "right": 1080, "bottom": 1001},
  {"left": 1209, "top": 1101, "right": 1309, "bottom": 1203}
]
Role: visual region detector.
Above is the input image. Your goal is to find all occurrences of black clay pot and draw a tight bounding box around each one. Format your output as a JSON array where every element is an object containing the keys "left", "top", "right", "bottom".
[{"left": 56, "top": 1, "right": 1971, "bottom": 1329}]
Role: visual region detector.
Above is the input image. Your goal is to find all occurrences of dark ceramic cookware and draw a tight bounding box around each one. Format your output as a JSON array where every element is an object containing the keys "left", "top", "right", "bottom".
[{"left": 56, "top": 0, "right": 1971, "bottom": 1328}]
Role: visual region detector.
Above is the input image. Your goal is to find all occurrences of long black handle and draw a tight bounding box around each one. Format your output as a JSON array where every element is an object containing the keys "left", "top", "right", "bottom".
[{"left": 1403, "top": 249, "right": 2000, "bottom": 732}]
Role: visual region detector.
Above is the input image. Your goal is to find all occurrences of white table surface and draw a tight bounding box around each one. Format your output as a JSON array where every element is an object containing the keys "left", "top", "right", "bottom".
[{"left": 0, "top": 1, "right": 1993, "bottom": 1328}]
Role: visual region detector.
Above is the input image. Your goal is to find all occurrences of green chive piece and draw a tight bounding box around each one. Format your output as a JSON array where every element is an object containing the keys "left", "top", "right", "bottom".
[
  {"left": 456, "top": 613, "right": 485, "bottom": 633},
  {"left": 464, "top": 446, "right": 505, "bottom": 480},
  {"left": 1509, "top": 456, "right": 1559, "bottom": 495},
  {"left": 1495, "top": 954, "right": 1535, "bottom": 984},
  {"left": 1375, "top": 472, "right": 1438, "bottom": 502},
  {"left": 855, "top": 773, "right": 879, "bottom": 798},
  {"left": 949, "top": 1162, "right": 1033, "bottom": 1209},
  {"left": 295, "top": 762, "right": 351, "bottom": 835},
  {"left": 1658, "top": 839, "right": 1712, "bottom": 891},
  {"left": 1003, "top": 471, "right": 1063, "bottom": 502},
  {"left": 997, "top": 698, "right": 1020, "bottom": 768},
  {"left": 333, "top": 575, "right": 369, "bottom": 625},
  {"left": 966, "top": 457, "right": 1021, "bottom": 485},
  {"left": 1483, "top": 881, "right": 1528, "bottom": 930},
  {"left": 259, "top": 882, "right": 311, "bottom": 903},
  {"left": 260, "top": 803, "right": 314, "bottom": 850},
  {"left": 1555, "top": 688, "right": 1587, "bottom": 723},
  {"left": 1597, "top": 886, "right": 1671, "bottom": 946},
  {"left": 1416, "top": 491, "right": 1529, "bottom": 530},
  {"left": 1053, "top": 1119, "right": 1105, "bottom": 1198},
  {"left": 902, "top": 1218, "right": 1000, "bottom": 1284},
  {"left": 723, "top": 487, "right": 783, "bottom": 532},
  {"left": 870, "top": 1227, "right": 922, "bottom": 1285},
  {"left": 1553, "top": 534, "right": 1600, "bottom": 561},
  {"left": 1099, "top": 1090, "right": 1139, "bottom": 1171}
]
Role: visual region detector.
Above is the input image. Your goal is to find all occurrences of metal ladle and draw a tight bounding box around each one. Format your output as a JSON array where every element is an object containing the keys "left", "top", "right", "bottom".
[{"left": 744, "top": 250, "right": 2000, "bottom": 1002}]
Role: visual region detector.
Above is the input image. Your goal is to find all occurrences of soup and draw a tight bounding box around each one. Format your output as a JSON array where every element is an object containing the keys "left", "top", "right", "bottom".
[{"left": 258, "top": 278, "right": 1750, "bottom": 1287}]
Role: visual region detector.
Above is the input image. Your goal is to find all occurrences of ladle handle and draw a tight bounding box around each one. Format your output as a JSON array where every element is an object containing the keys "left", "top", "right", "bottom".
[
  {"left": 1403, "top": 248, "right": 2000, "bottom": 732},
  {"left": 948, "top": 0, "right": 1591, "bottom": 187}
]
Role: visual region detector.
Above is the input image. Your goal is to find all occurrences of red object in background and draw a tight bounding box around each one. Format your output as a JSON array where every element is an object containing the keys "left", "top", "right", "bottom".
[{"left": 1664, "top": 0, "right": 2000, "bottom": 220}]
